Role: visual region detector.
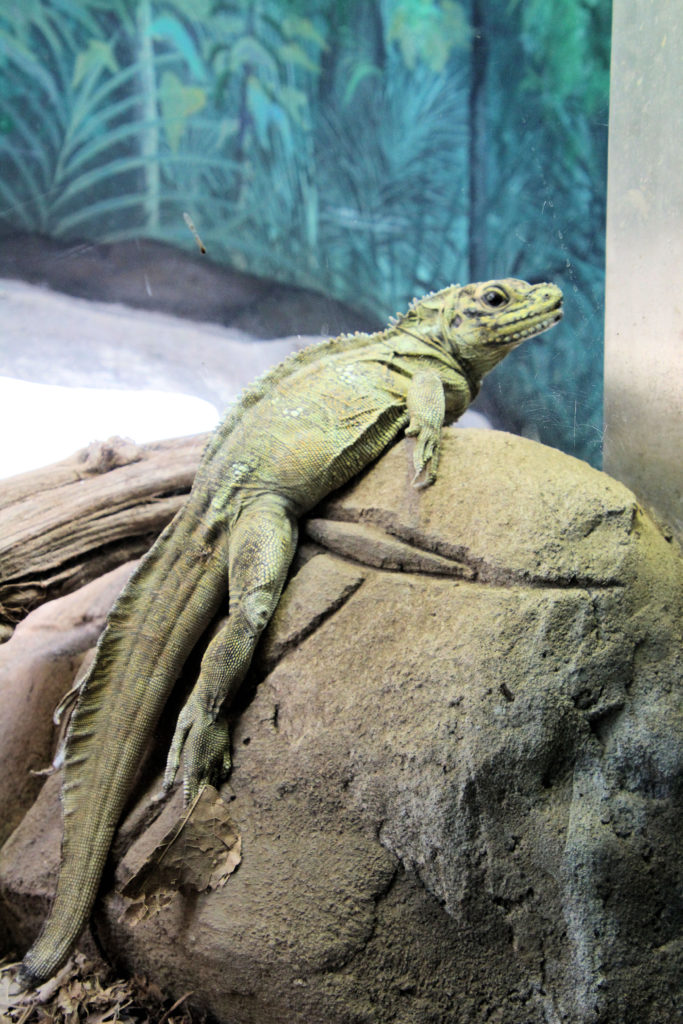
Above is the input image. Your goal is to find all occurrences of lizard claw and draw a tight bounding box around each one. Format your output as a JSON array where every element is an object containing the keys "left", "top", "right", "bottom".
[
  {"left": 163, "top": 694, "right": 231, "bottom": 803},
  {"left": 407, "top": 423, "right": 440, "bottom": 489}
]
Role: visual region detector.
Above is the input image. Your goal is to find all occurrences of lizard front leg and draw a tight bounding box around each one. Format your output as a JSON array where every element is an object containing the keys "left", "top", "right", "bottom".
[
  {"left": 405, "top": 369, "right": 446, "bottom": 488},
  {"left": 164, "top": 498, "right": 298, "bottom": 802}
]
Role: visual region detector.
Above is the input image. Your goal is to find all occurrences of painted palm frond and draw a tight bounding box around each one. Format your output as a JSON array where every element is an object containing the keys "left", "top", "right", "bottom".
[
  {"left": 0, "top": 0, "right": 218, "bottom": 239},
  {"left": 315, "top": 55, "right": 469, "bottom": 316},
  {"left": 0, "top": 0, "right": 610, "bottom": 463}
]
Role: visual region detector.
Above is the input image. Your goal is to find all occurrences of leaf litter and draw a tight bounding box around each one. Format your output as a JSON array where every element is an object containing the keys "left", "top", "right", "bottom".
[
  {"left": 0, "top": 787, "right": 239, "bottom": 1022},
  {"left": 0, "top": 952, "right": 204, "bottom": 1024},
  {"left": 121, "top": 785, "right": 241, "bottom": 925}
]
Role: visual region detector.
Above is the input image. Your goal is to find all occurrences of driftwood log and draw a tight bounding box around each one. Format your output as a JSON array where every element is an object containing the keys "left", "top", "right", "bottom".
[{"left": 0, "top": 434, "right": 207, "bottom": 642}]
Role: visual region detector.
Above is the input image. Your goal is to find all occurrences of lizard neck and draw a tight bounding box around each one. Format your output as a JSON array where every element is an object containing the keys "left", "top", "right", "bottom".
[
  {"left": 452, "top": 351, "right": 482, "bottom": 402},
  {"left": 387, "top": 323, "right": 482, "bottom": 403}
]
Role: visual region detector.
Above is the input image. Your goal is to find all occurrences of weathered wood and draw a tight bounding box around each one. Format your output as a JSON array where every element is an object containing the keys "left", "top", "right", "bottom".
[{"left": 0, "top": 434, "right": 207, "bottom": 641}]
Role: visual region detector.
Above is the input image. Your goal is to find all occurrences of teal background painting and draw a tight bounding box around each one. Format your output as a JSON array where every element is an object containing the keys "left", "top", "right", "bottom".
[{"left": 0, "top": 0, "right": 611, "bottom": 465}]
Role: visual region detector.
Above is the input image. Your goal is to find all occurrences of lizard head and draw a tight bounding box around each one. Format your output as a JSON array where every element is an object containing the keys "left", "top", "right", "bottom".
[{"left": 396, "top": 278, "right": 563, "bottom": 376}]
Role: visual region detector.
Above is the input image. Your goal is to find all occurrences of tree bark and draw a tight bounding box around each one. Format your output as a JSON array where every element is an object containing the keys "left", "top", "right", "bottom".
[{"left": 0, "top": 433, "right": 207, "bottom": 642}]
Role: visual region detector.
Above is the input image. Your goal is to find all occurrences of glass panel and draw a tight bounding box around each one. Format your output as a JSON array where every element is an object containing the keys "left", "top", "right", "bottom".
[{"left": 604, "top": 0, "right": 683, "bottom": 537}]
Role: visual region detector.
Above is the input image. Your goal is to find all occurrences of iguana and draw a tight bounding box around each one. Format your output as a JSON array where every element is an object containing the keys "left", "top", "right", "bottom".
[{"left": 15, "top": 278, "right": 562, "bottom": 989}]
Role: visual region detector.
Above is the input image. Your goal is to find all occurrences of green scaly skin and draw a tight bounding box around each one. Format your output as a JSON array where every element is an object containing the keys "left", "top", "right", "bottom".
[{"left": 15, "top": 278, "right": 562, "bottom": 989}]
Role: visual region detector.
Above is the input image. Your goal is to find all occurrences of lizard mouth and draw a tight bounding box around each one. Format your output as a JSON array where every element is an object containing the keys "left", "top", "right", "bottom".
[{"left": 494, "top": 297, "right": 563, "bottom": 346}]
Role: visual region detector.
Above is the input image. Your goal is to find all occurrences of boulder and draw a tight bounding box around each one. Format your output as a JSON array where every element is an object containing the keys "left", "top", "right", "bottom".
[
  {"left": 1, "top": 430, "right": 681, "bottom": 1024},
  {"left": 0, "top": 562, "right": 137, "bottom": 845}
]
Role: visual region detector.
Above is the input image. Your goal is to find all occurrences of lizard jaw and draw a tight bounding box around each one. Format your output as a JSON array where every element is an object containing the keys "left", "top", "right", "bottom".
[{"left": 492, "top": 296, "right": 563, "bottom": 347}]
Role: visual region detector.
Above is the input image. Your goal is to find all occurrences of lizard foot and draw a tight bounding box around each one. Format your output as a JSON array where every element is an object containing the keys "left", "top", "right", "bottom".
[
  {"left": 163, "top": 694, "right": 231, "bottom": 803},
  {"left": 406, "top": 422, "right": 440, "bottom": 489}
]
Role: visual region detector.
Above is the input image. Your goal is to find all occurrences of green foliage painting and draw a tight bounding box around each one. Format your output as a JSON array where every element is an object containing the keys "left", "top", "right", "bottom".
[{"left": 0, "top": 0, "right": 611, "bottom": 465}]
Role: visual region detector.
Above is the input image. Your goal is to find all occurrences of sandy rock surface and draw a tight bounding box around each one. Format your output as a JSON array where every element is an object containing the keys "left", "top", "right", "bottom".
[
  {"left": 0, "top": 276, "right": 488, "bottom": 479},
  {"left": 0, "top": 232, "right": 378, "bottom": 413},
  {"left": 0, "top": 234, "right": 379, "bottom": 340},
  {"left": 1, "top": 430, "right": 681, "bottom": 1024},
  {"left": 0, "top": 277, "right": 316, "bottom": 412}
]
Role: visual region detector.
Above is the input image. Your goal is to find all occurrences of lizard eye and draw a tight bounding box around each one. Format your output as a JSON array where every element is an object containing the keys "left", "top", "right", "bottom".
[{"left": 482, "top": 287, "right": 508, "bottom": 308}]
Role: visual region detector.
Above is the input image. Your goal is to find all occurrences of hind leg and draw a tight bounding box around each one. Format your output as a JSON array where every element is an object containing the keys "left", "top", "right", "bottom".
[{"left": 164, "top": 498, "right": 297, "bottom": 801}]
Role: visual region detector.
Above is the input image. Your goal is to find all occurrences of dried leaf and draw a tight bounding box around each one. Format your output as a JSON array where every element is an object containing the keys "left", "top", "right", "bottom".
[
  {"left": 121, "top": 785, "right": 241, "bottom": 925},
  {"left": 1, "top": 954, "right": 204, "bottom": 1023}
]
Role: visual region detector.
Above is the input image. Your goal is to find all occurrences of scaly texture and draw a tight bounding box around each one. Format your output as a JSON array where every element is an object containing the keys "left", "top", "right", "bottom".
[{"left": 16, "top": 278, "right": 562, "bottom": 989}]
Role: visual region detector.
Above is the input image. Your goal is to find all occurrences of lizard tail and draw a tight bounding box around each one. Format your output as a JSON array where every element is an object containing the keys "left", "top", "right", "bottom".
[{"left": 16, "top": 509, "right": 231, "bottom": 988}]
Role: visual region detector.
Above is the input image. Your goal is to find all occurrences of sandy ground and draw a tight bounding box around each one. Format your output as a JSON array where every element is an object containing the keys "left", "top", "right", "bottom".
[
  {"left": 0, "top": 278, "right": 316, "bottom": 478},
  {"left": 0, "top": 278, "right": 489, "bottom": 480},
  {"left": 0, "top": 277, "right": 314, "bottom": 405}
]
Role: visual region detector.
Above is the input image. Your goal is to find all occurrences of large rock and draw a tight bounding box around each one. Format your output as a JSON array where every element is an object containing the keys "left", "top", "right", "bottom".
[
  {"left": 0, "top": 562, "right": 137, "bottom": 846},
  {"left": 1, "top": 430, "right": 680, "bottom": 1023}
]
